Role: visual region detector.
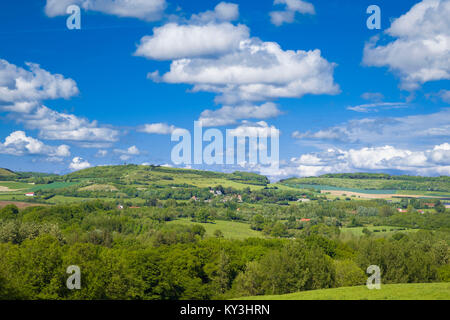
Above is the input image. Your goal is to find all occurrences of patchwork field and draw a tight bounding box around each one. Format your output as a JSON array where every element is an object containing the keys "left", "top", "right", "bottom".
[{"left": 238, "top": 283, "right": 450, "bottom": 300}]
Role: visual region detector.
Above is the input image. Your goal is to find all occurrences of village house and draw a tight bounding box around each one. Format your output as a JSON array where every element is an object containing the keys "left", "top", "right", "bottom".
[{"left": 25, "top": 192, "right": 35, "bottom": 197}]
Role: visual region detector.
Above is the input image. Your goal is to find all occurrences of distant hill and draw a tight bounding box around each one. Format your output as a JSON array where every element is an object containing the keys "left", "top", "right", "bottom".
[
  {"left": 64, "top": 164, "right": 270, "bottom": 188},
  {"left": 0, "top": 168, "right": 16, "bottom": 178},
  {"left": 280, "top": 174, "right": 450, "bottom": 193}
]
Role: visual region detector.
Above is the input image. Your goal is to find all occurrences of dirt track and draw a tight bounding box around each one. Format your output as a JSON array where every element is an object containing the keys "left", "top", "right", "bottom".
[{"left": 0, "top": 186, "right": 18, "bottom": 192}]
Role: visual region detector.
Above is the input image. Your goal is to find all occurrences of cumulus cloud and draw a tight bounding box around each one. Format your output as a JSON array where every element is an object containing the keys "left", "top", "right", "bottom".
[
  {"left": 135, "top": 23, "right": 249, "bottom": 60},
  {"left": 0, "top": 58, "right": 119, "bottom": 144},
  {"left": 253, "top": 143, "right": 450, "bottom": 180},
  {"left": 150, "top": 39, "right": 339, "bottom": 104},
  {"left": 18, "top": 106, "right": 119, "bottom": 143},
  {"left": 69, "top": 157, "right": 91, "bottom": 171},
  {"left": 270, "top": 0, "right": 315, "bottom": 26},
  {"left": 190, "top": 2, "right": 239, "bottom": 23},
  {"left": 198, "top": 102, "right": 282, "bottom": 127},
  {"left": 0, "top": 59, "right": 78, "bottom": 112},
  {"left": 136, "top": 3, "right": 338, "bottom": 105},
  {"left": 363, "top": 0, "right": 450, "bottom": 90},
  {"left": 139, "top": 123, "right": 178, "bottom": 135},
  {"left": 0, "top": 131, "right": 70, "bottom": 157},
  {"left": 45, "top": 0, "right": 166, "bottom": 21}
]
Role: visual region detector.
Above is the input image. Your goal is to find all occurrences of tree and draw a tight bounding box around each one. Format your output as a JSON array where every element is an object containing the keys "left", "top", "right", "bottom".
[
  {"left": 0, "top": 204, "right": 19, "bottom": 220},
  {"left": 334, "top": 260, "right": 366, "bottom": 287},
  {"left": 213, "top": 229, "right": 224, "bottom": 238}
]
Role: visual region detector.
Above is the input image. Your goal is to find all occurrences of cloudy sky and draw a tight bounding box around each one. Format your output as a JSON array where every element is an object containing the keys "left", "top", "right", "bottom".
[{"left": 0, "top": 0, "right": 449, "bottom": 179}]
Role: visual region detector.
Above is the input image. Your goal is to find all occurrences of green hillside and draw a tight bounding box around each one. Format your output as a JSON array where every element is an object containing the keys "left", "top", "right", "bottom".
[
  {"left": 238, "top": 283, "right": 450, "bottom": 300},
  {"left": 65, "top": 164, "right": 270, "bottom": 189},
  {"left": 0, "top": 168, "right": 16, "bottom": 178}
]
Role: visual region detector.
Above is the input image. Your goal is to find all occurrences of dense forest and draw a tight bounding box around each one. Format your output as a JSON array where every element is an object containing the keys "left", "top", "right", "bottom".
[{"left": 0, "top": 196, "right": 448, "bottom": 300}]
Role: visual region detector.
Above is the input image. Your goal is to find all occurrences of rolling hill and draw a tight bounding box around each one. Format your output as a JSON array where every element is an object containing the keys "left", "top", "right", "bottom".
[
  {"left": 0, "top": 168, "right": 16, "bottom": 178},
  {"left": 64, "top": 164, "right": 270, "bottom": 189}
]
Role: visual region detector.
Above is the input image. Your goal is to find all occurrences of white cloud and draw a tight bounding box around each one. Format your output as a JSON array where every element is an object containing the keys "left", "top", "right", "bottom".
[
  {"left": 363, "top": 0, "right": 450, "bottom": 90},
  {"left": 139, "top": 123, "right": 178, "bottom": 135},
  {"left": 438, "top": 89, "right": 450, "bottom": 103},
  {"left": 114, "top": 145, "right": 140, "bottom": 161},
  {"left": 0, "top": 131, "right": 70, "bottom": 157},
  {"left": 96, "top": 149, "right": 108, "bottom": 157},
  {"left": 0, "top": 58, "right": 119, "bottom": 144},
  {"left": 259, "top": 144, "right": 450, "bottom": 180},
  {"left": 136, "top": 3, "right": 338, "bottom": 105},
  {"left": 0, "top": 59, "right": 78, "bottom": 112},
  {"left": 135, "top": 23, "right": 249, "bottom": 60},
  {"left": 270, "top": 0, "right": 315, "bottom": 26},
  {"left": 151, "top": 38, "right": 339, "bottom": 104},
  {"left": 190, "top": 2, "right": 239, "bottom": 23},
  {"left": 347, "top": 102, "right": 408, "bottom": 113},
  {"left": 292, "top": 108, "right": 450, "bottom": 149},
  {"left": 228, "top": 121, "right": 280, "bottom": 138},
  {"left": 198, "top": 102, "right": 282, "bottom": 127},
  {"left": 18, "top": 105, "right": 119, "bottom": 143},
  {"left": 361, "top": 92, "right": 384, "bottom": 102},
  {"left": 45, "top": 0, "right": 166, "bottom": 21},
  {"left": 69, "top": 157, "right": 91, "bottom": 171}
]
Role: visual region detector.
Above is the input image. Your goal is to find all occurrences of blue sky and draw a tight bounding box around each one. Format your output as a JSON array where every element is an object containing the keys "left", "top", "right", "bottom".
[{"left": 0, "top": 0, "right": 449, "bottom": 179}]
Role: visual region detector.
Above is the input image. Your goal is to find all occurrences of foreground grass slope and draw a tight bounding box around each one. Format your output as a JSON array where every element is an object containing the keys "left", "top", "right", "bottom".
[{"left": 239, "top": 283, "right": 450, "bottom": 300}]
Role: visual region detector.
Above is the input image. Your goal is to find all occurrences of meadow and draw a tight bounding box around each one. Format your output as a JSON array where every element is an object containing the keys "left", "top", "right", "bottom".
[
  {"left": 167, "top": 218, "right": 264, "bottom": 240},
  {"left": 239, "top": 283, "right": 450, "bottom": 300}
]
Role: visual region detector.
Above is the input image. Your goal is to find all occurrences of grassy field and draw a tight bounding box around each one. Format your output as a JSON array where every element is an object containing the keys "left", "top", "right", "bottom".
[
  {"left": 341, "top": 226, "right": 418, "bottom": 236},
  {"left": 0, "top": 181, "right": 35, "bottom": 191},
  {"left": 167, "top": 218, "right": 264, "bottom": 240},
  {"left": 30, "top": 182, "right": 80, "bottom": 191},
  {"left": 238, "top": 283, "right": 450, "bottom": 300}
]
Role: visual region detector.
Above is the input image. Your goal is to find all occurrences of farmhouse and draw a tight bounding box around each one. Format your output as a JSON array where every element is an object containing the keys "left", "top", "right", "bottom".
[
  {"left": 397, "top": 208, "right": 407, "bottom": 213},
  {"left": 25, "top": 192, "right": 35, "bottom": 197}
]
